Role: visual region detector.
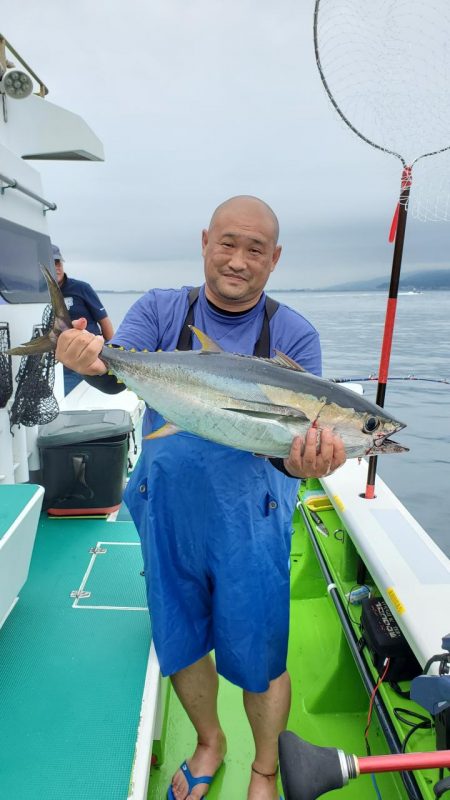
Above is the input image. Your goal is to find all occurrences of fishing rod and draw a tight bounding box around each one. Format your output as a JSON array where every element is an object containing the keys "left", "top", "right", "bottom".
[
  {"left": 364, "top": 170, "right": 411, "bottom": 498},
  {"left": 279, "top": 731, "right": 450, "bottom": 800},
  {"left": 331, "top": 375, "right": 450, "bottom": 386}
]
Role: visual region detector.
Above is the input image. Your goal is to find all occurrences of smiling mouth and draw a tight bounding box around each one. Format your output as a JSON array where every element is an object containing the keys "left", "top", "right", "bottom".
[{"left": 223, "top": 274, "right": 247, "bottom": 282}]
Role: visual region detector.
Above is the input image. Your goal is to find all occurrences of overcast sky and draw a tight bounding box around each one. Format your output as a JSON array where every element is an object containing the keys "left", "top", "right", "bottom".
[{"left": 3, "top": 0, "right": 450, "bottom": 289}]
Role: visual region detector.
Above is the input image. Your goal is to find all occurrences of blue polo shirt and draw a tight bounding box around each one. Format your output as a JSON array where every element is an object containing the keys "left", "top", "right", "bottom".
[{"left": 60, "top": 274, "right": 107, "bottom": 335}]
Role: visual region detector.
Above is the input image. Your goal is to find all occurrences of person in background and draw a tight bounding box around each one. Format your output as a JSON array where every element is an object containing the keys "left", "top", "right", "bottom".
[
  {"left": 54, "top": 196, "right": 346, "bottom": 800},
  {"left": 52, "top": 244, "right": 114, "bottom": 394}
]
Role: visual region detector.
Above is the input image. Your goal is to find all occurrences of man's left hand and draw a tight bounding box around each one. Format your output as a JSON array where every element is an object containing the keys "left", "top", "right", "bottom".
[{"left": 284, "top": 427, "right": 346, "bottom": 479}]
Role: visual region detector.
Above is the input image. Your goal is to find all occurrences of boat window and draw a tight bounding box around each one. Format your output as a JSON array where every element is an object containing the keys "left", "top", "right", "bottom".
[{"left": 0, "top": 218, "right": 54, "bottom": 303}]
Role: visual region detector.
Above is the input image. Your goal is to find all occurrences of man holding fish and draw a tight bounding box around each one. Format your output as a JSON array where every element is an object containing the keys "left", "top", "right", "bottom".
[{"left": 55, "top": 195, "right": 347, "bottom": 800}]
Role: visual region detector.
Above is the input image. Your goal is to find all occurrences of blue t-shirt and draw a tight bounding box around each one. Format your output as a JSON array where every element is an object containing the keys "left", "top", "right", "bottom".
[
  {"left": 60, "top": 275, "right": 107, "bottom": 335},
  {"left": 112, "top": 284, "right": 321, "bottom": 434}
]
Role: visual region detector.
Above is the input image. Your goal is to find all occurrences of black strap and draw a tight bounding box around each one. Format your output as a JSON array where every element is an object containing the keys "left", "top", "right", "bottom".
[
  {"left": 176, "top": 287, "right": 201, "bottom": 350},
  {"left": 176, "top": 286, "right": 279, "bottom": 357},
  {"left": 53, "top": 454, "right": 95, "bottom": 507},
  {"left": 254, "top": 295, "right": 279, "bottom": 358}
]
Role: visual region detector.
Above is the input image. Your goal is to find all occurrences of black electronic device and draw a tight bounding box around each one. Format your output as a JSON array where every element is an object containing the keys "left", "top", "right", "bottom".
[{"left": 361, "top": 596, "right": 422, "bottom": 682}]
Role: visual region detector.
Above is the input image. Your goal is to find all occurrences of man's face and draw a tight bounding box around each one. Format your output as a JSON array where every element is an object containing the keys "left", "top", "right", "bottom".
[
  {"left": 54, "top": 259, "right": 64, "bottom": 286},
  {"left": 202, "top": 201, "right": 281, "bottom": 309}
]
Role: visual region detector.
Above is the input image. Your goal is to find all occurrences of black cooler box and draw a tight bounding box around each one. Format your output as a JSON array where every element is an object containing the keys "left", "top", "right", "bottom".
[{"left": 37, "top": 409, "right": 132, "bottom": 515}]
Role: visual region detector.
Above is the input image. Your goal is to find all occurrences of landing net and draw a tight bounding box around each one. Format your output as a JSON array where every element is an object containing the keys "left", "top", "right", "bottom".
[
  {"left": 313, "top": 0, "right": 450, "bottom": 221},
  {"left": 9, "top": 305, "right": 58, "bottom": 428},
  {"left": 314, "top": 0, "right": 450, "bottom": 497},
  {"left": 0, "top": 322, "right": 13, "bottom": 409}
]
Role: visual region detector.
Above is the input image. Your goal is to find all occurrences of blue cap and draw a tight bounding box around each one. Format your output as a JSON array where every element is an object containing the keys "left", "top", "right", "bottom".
[{"left": 52, "top": 244, "right": 64, "bottom": 261}]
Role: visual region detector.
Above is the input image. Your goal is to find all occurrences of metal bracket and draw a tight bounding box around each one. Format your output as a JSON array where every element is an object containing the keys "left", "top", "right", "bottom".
[
  {"left": 0, "top": 170, "right": 56, "bottom": 212},
  {"left": 333, "top": 528, "right": 346, "bottom": 542},
  {"left": 0, "top": 177, "right": 16, "bottom": 194},
  {"left": 70, "top": 590, "right": 91, "bottom": 599}
]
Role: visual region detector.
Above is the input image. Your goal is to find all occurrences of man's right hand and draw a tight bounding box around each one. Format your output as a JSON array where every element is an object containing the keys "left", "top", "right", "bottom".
[{"left": 55, "top": 318, "right": 107, "bottom": 376}]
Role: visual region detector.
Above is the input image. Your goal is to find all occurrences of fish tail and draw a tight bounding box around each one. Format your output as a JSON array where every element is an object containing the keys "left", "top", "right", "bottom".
[{"left": 6, "top": 265, "right": 73, "bottom": 356}]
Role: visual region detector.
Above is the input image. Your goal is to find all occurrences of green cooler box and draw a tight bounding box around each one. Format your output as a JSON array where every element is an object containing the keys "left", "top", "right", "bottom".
[{"left": 37, "top": 409, "right": 132, "bottom": 516}]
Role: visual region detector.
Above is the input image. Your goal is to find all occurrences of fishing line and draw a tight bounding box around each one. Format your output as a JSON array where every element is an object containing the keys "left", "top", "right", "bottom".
[
  {"left": 314, "top": 1, "right": 450, "bottom": 497},
  {"left": 331, "top": 375, "right": 450, "bottom": 386}
]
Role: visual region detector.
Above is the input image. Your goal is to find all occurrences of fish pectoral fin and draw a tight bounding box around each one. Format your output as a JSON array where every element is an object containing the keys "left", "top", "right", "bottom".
[
  {"left": 188, "top": 326, "right": 224, "bottom": 353},
  {"left": 222, "top": 399, "right": 309, "bottom": 421},
  {"left": 272, "top": 350, "right": 306, "bottom": 371},
  {"left": 143, "top": 422, "right": 181, "bottom": 440},
  {"left": 227, "top": 409, "right": 309, "bottom": 425}
]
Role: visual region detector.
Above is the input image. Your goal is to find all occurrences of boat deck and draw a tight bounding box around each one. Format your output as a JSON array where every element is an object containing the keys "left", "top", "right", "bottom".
[
  {"left": 1, "top": 483, "right": 442, "bottom": 799},
  {"left": 0, "top": 512, "right": 150, "bottom": 800}
]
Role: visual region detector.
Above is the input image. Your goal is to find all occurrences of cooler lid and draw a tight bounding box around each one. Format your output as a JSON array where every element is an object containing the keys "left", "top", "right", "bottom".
[{"left": 37, "top": 409, "right": 132, "bottom": 447}]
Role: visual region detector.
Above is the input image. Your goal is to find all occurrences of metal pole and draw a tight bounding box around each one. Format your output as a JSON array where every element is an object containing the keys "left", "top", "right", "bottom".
[{"left": 0, "top": 172, "right": 56, "bottom": 212}]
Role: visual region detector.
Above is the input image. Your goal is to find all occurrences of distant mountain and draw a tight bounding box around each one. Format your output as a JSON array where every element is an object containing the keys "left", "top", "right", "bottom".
[
  {"left": 98, "top": 268, "right": 450, "bottom": 294},
  {"left": 322, "top": 268, "right": 450, "bottom": 292}
]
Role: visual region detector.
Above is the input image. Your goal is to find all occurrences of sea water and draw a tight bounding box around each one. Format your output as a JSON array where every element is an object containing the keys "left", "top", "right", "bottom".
[{"left": 99, "top": 289, "right": 450, "bottom": 557}]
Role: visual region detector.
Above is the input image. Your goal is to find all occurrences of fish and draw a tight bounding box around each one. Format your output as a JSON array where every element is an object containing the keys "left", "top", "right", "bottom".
[{"left": 7, "top": 266, "right": 408, "bottom": 459}]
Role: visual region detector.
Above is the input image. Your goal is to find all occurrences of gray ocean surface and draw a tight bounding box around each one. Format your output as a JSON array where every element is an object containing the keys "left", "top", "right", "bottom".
[{"left": 99, "top": 289, "right": 450, "bottom": 558}]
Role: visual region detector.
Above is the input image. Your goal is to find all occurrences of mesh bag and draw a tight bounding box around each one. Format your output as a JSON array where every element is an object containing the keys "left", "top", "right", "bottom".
[
  {"left": 0, "top": 322, "right": 13, "bottom": 409},
  {"left": 9, "top": 304, "right": 59, "bottom": 428}
]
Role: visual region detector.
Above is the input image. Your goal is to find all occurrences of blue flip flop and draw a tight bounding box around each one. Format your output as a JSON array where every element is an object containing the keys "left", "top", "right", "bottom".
[{"left": 167, "top": 759, "right": 213, "bottom": 799}]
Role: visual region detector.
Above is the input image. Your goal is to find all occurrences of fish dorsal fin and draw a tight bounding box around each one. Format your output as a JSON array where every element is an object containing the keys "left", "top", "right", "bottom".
[
  {"left": 188, "top": 325, "right": 224, "bottom": 353},
  {"left": 272, "top": 350, "right": 306, "bottom": 371}
]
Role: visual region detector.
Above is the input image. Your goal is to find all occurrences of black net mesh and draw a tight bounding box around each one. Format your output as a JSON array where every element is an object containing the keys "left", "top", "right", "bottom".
[
  {"left": 9, "top": 304, "right": 59, "bottom": 428},
  {"left": 314, "top": 0, "right": 450, "bottom": 220},
  {"left": 0, "top": 322, "right": 13, "bottom": 409}
]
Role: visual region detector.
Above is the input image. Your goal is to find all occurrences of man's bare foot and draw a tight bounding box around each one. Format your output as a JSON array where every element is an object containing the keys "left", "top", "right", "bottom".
[
  {"left": 170, "top": 730, "right": 227, "bottom": 799},
  {"left": 247, "top": 764, "right": 280, "bottom": 800}
]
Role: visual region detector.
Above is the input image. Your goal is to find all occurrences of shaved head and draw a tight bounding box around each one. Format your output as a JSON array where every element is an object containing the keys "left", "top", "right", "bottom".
[
  {"left": 208, "top": 195, "right": 280, "bottom": 245},
  {"left": 202, "top": 194, "right": 282, "bottom": 312}
]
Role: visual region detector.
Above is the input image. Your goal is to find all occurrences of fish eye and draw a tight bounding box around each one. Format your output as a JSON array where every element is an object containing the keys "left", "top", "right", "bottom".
[{"left": 363, "top": 415, "right": 380, "bottom": 433}]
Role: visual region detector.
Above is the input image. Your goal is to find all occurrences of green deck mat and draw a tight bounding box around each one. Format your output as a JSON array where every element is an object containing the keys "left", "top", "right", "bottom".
[{"left": 0, "top": 515, "right": 150, "bottom": 800}]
